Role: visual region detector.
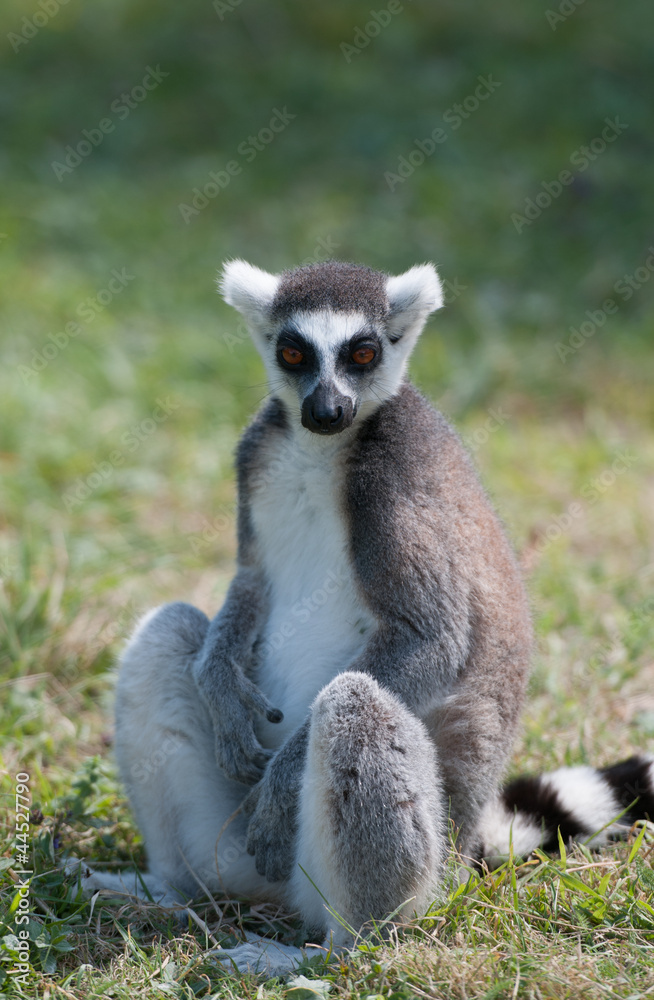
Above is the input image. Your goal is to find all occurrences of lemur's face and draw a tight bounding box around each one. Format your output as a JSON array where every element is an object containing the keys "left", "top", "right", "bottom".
[
  {"left": 272, "top": 311, "right": 386, "bottom": 434},
  {"left": 220, "top": 260, "right": 443, "bottom": 435}
]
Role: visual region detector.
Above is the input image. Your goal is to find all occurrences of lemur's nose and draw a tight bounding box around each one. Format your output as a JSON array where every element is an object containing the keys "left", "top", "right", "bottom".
[
  {"left": 310, "top": 403, "right": 343, "bottom": 433},
  {"left": 301, "top": 386, "right": 353, "bottom": 434}
]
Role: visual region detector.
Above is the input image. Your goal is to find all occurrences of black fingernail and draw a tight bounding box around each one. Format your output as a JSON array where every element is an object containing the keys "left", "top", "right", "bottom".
[{"left": 268, "top": 709, "right": 283, "bottom": 723}]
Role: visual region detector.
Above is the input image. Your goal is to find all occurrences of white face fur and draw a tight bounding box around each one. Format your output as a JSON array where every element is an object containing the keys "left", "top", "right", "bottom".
[{"left": 219, "top": 260, "right": 443, "bottom": 435}]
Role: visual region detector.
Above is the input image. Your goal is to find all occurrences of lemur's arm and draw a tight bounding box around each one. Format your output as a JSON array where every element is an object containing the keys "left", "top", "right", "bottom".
[
  {"left": 193, "top": 407, "right": 286, "bottom": 785},
  {"left": 243, "top": 718, "right": 310, "bottom": 880},
  {"left": 193, "top": 566, "right": 282, "bottom": 785}
]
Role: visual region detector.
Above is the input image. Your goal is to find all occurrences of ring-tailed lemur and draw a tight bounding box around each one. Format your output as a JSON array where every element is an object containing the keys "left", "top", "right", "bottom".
[{"left": 67, "top": 260, "right": 654, "bottom": 976}]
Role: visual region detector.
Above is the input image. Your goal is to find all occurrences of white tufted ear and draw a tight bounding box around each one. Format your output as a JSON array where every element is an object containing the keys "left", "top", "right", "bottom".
[
  {"left": 385, "top": 264, "right": 443, "bottom": 344},
  {"left": 219, "top": 260, "right": 280, "bottom": 336}
]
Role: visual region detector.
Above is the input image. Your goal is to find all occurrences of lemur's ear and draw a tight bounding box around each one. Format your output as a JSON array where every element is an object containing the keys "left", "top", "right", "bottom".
[
  {"left": 385, "top": 264, "right": 443, "bottom": 344},
  {"left": 219, "top": 260, "right": 280, "bottom": 334}
]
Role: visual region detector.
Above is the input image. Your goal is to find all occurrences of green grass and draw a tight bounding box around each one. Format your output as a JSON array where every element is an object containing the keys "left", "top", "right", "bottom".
[{"left": 2, "top": 0, "right": 654, "bottom": 993}]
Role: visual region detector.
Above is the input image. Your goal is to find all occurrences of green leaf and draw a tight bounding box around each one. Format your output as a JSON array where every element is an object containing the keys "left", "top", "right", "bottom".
[
  {"left": 559, "top": 873, "right": 603, "bottom": 897},
  {"left": 597, "top": 872, "right": 612, "bottom": 897},
  {"left": 449, "top": 880, "right": 468, "bottom": 903},
  {"left": 628, "top": 822, "right": 647, "bottom": 863},
  {"left": 53, "top": 939, "right": 75, "bottom": 953},
  {"left": 8, "top": 886, "right": 29, "bottom": 915},
  {"left": 43, "top": 954, "right": 58, "bottom": 975},
  {"left": 286, "top": 975, "right": 332, "bottom": 998},
  {"left": 162, "top": 961, "right": 178, "bottom": 981}
]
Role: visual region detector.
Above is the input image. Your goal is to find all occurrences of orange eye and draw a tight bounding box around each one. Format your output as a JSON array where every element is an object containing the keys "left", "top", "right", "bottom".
[
  {"left": 352, "top": 346, "right": 376, "bottom": 365},
  {"left": 281, "top": 346, "right": 304, "bottom": 365}
]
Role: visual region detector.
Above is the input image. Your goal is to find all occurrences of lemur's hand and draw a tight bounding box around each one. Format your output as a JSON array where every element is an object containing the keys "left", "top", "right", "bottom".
[
  {"left": 243, "top": 754, "right": 299, "bottom": 882},
  {"left": 194, "top": 654, "right": 283, "bottom": 786}
]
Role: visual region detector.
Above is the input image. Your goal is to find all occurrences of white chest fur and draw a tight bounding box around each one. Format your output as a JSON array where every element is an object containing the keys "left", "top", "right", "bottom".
[{"left": 250, "top": 432, "right": 375, "bottom": 748}]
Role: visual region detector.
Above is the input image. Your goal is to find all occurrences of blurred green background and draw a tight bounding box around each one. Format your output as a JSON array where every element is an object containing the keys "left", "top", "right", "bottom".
[
  {"left": 1, "top": 0, "right": 653, "bottom": 782},
  {"left": 3, "top": 0, "right": 654, "bottom": 337}
]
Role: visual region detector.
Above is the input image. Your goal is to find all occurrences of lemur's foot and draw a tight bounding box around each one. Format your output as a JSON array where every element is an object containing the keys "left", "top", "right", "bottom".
[{"left": 211, "top": 931, "right": 331, "bottom": 977}]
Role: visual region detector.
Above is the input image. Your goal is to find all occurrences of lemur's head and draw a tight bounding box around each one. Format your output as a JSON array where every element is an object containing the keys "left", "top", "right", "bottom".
[{"left": 220, "top": 260, "right": 443, "bottom": 435}]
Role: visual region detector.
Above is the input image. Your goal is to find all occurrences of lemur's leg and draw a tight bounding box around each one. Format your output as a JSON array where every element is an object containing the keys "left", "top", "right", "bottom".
[
  {"left": 216, "top": 671, "right": 446, "bottom": 976},
  {"left": 67, "top": 602, "right": 280, "bottom": 906},
  {"left": 424, "top": 657, "right": 528, "bottom": 864},
  {"left": 291, "top": 671, "right": 446, "bottom": 944},
  {"left": 62, "top": 858, "right": 187, "bottom": 908}
]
